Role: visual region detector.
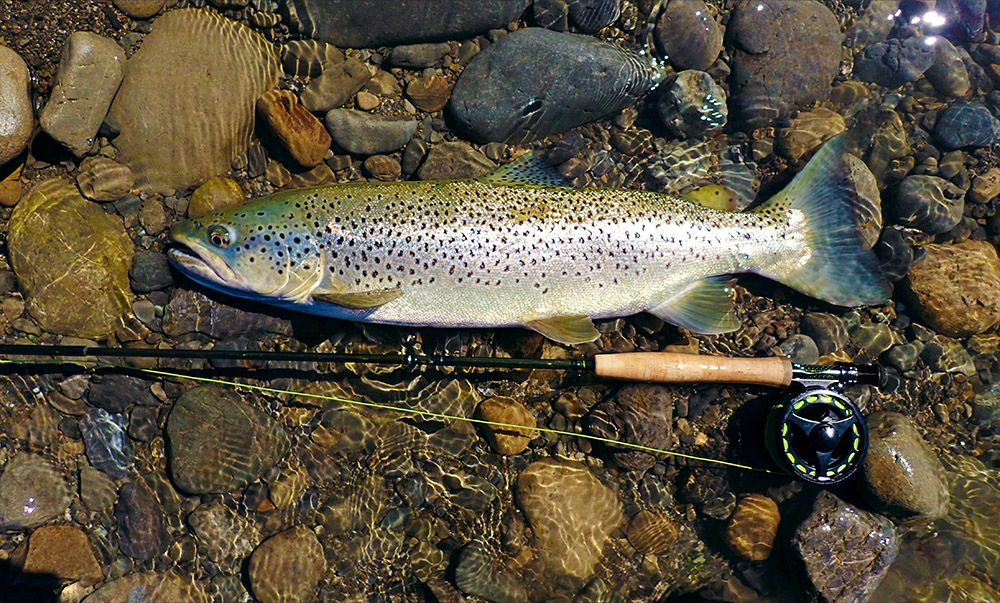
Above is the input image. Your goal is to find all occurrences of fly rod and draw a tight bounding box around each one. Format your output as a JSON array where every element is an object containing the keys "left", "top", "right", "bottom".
[{"left": 0, "top": 344, "right": 885, "bottom": 388}]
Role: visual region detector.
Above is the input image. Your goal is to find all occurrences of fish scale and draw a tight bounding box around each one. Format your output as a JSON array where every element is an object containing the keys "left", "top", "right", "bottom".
[{"left": 169, "top": 136, "right": 889, "bottom": 344}]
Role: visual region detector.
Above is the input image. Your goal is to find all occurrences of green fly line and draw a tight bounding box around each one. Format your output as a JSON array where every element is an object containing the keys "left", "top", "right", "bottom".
[{"left": 0, "top": 356, "right": 782, "bottom": 475}]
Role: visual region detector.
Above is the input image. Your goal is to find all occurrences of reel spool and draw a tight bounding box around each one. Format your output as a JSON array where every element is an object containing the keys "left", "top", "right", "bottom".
[{"left": 765, "top": 386, "right": 868, "bottom": 484}]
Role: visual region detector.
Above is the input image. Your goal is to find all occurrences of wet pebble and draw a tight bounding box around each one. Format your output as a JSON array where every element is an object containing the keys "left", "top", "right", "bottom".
[
  {"left": 112, "top": 0, "right": 165, "bottom": 19},
  {"left": 40, "top": 32, "right": 125, "bottom": 157},
  {"left": 875, "top": 227, "right": 916, "bottom": 282},
  {"left": 475, "top": 396, "right": 536, "bottom": 455},
  {"left": 187, "top": 176, "right": 243, "bottom": 219},
  {"left": 655, "top": 0, "right": 721, "bottom": 70},
  {"left": 115, "top": 479, "right": 167, "bottom": 560},
  {"left": 22, "top": 525, "right": 103, "bottom": 584},
  {"left": 904, "top": 240, "right": 1000, "bottom": 336},
  {"left": 800, "top": 312, "right": 849, "bottom": 356},
  {"left": 969, "top": 167, "right": 1000, "bottom": 203},
  {"left": 129, "top": 250, "right": 174, "bottom": 293},
  {"left": 0, "top": 453, "right": 71, "bottom": 530},
  {"left": 789, "top": 490, "right": 897, "bottom": 603},
  {"left": 775, "top": 109, "right": 845, "bottom": 161},
  {"left": 324, "top": 109, "right": 417, "bottom": 155},
  {"left": 853, "top": 37, "right": 936, "bottom": 89},
  {"left": 515, "top": 458, "right": 622, "bottom": 579},
  {"left": 355, "top": 90, "right": 379, "bottom": 110},
  {"left": 162, "top": 288, "right": 294, "bottom": 340},
  {"left": 166, "top": 385, "right": 290, "bottom": 494},
  {"left": 89, "top": 373, "right": 158, "bottom": 413},
  {"left": 586, "top": 384, "right": 673, "bottom": 471},
  {"left": 776, "top": 334, "right": 820, "bottom": 364},
  {"left": 300, "top": 56, "right": 371, "bottom": 113},
  {"left": 724, "top": 493, "right": 780, "bottom": 562},
  {"left": 626, "top": 509, "right": 678, "bottom": 555},
  {"left": 937, "top": 0, "right": 987, "bottom": 42},
  {"left": 851, "top": 322, "right": 896, "bottom": 358},
  {"left": 128, "top": 406, "right": 160, "bottom": 443},
  {"left": 406, "top": 75, "right": 451, "bottom": 113},
  {"left": 362, "top": 155, "right": 402, "bottom": 181},
  {"left": 891, "top": 174, "right": 965, "bottom": 234},
  {"left": 568, "top": 0, "right": 620, "bottom": 33},
  {"left": 77, "top": 156, "right": 135, "bottom": 202},
  {"left": 80, "top": 408, "right": 133, "bottom": 480},
  {"left": 860, "top": 412, "right": 950, "bottom": 519},
  {"left": 0, "top": 45, "right": 32, "bottom": 166},
  {"left": 845, "top": 154, "right": 883, "bottom": 249},
  {"left": 865, "top": 109, "right": 911, "bottom": 184},
  {"left": 80, "top": 465, "right": 118, "bottom": 513},
  {"left": 248, "top": 525, "right": 325, "bottom": 603},
  {"left": 454, "top": 540, "right": 527, "bottom": 603},
  {"left": 920, "top": 333, "right": 976, "bottom": 375},
  {"left": 81, "top": 570, "right": 208, "bottom": 602},
  {"left": 534, "top": 0, "right": 569, "bottom": 31},
  {"left": 925, "top": 37, "right": 970, "bottom": 97},
  {"left": 416, "top": 141, "right": 495, "bottom": 180},
  {"left": 390, "top": 42, "right": 450, "bottom": 68},
  {"left": 656, "top": 70, "right": 727, "bottom": 139},
  {"left": 449, "top": 27, "right": 659, "bottom": 143},
  {"left": 281, "top": 39, "right": 342, "bottom": 77},
  {"left": 188, "top": 498, "right": 260, "bottom": 572},
  {"left": 882, "top": 341, "right": 923, "bottom": 372},
  {"left": 933, "top": 102, "right": 1000, "bottom": 149},
  {"left": 257, "top": 89, "right": 331, "bottom": 167}
]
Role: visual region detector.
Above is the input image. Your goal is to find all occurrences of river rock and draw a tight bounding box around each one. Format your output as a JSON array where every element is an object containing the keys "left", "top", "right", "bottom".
[
  {"left": 82, "top": 571, "right": 208, "bottom": 603},
  {"left": 416, "top": 142, "right": 495, "bottom": 180},
  {"left": 187, "top": 176, "right": 244, "bottom": 218},
  {"left": 283, "top": 0, "right": 529, "bottom": 47},
  {"left": 448, "top": 27, "right": 660, "bottom": 143},
  {"left": 789, "top": 490, "right": 898, "bottom": 603},
  {"left": 406, "top": 75, "right": 451, "bottom": 112},
  {"left": 654, "top": 0, "right": 722, "bottom": 70},
  {"left": 115, "top": 479, "right": 167, "bottom": 560},
  {"left": 108, "top": 9, "right": 279, "bottom": 192},
  {"left": 853, "top": 37, "right": 936, "bottom": 89},
  {"left": 656, "top": 70, "right": 727, "bottom": 139},
  {"left": 454, "top": 540, "right": 527, "bottom": 603},
  {"left": 904, "top": 240, "right": 1000, "bottom": 336},
  {"left": 161, "top": 288, "right": 294, "bottom": 340},
  {"left": 0, "top": 45, "right": 32, "bottom": 166},
  {"left": 112, "top": 0, "right": 166, "bottom": 19},
  {"left": 8, "top": 179, "right": 132, "bottom": 338},
  {"left": 325, "top": 109, "right": 417, "bottom": 155},
  {"left": 281, "top": 39, "right": 343, "bottom": 77},
  {"left": 248, "top": 525, "right": 326, "bottom": 603},
  {"left": 79, "top": 408, "right": 133, "bottom": 479},
  {"left": 166, "top": 385, "right": 291, "bottom": 494},
  {"left": 568, "top": 0, "right": 620, "bottom": 33},
  {"left": 933, "top": 102, "right": 1000, "bottom": 149},
  {"left": 586, "top": 384, "right": 673, "bottom": 471},
  {"left": 515, "top": 458, "right": 622, "bottom": 580},
  {"left": 257, "top": 89, "right": 331, "bottom": 167},
  {"left": 891, "top": 174, "right": 965, "bottom": 235},
  {"left": 728, "top": 0, "right": 841, "bottom": 129},
  {"left": 0, "top": 453, "right": 70, "bottom": 530},
  {"left": 725, "top": 493, "right": 780, "bottom": 561},
  {"left": 475, "top": 396, "right": 536, "bottom": 455},
  {"left": 625, "top": 509, "right": 678, "bottom": 555},
  {"left": 40, "top": 32, "right": 125, "bottom": 157},
  {"left": 129, "top": 250, "right": 174, "bottom": 293},
  {"left": 301, "top": 55, "right": 371, "bottom": 114},
  {"left": 860, "top": 412, "right": 949, "bottom": 519},
  {"left": 188, "top": 498, "right": 260, "bottom": 572},
  {"left": 390, "top": 42, "right": 450, "bottom": 68},
  {"left": 925, "top": 37, "right": 970, "bottom": 97},
  {"left": 21, "top": 525, "right": 103, "bottom": 585},
  {"left": 77, "top": 156, "right": 134, "bottom": 202}
]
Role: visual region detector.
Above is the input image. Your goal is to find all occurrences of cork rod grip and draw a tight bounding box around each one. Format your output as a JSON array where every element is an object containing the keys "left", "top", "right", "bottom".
[{"left": 592, "top": 353, "right": 794, "bottom": 387}]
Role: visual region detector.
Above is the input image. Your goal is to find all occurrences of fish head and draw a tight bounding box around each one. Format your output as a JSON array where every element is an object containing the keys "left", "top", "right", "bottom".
[{"left": 167, "top": 205, "right": 315, "bottom": 302}]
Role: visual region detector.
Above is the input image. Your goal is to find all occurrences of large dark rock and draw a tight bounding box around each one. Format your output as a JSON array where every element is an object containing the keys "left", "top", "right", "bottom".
[
  {"left": 115, "top": 480, "right": 167, "bottom": 560},
  {"left": 284, "top": 0, "right": 529, "bottom": 47},
  {"left": 448, "top": 27, "right": 660, "bottom": 143},
  {"left": 586, "top": 384, "right": 674, "bottom": 471}
]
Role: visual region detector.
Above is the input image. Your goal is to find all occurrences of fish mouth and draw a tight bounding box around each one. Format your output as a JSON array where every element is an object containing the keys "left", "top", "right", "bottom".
[{"left": 167, "top": 241, "right": 238, "bottom": 286}]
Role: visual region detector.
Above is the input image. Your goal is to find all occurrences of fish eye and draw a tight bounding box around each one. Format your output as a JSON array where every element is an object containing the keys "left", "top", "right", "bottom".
[{"left": 207, "top": 224, "right": 234, "bottom": 248}]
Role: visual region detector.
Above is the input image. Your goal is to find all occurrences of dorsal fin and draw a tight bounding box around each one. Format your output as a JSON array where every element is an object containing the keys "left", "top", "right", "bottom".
[{"left": 478, "top": 151, "right": 574, "bottom": 189}]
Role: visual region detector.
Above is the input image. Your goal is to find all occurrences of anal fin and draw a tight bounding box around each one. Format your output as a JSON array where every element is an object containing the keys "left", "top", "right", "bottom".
[
  {"left": 525, "top": 315, "right": 600, "bottom": 345},
  {"left": 648, "top": 277, "right": 740, "bottom": 334},
  {"left": 312, "top": 287, "right": 403, "bottom": 309}
]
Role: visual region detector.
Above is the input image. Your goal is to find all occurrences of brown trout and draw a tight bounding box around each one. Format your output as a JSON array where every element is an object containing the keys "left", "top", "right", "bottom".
[{"left": 168, "top": 136, "right": 889, "bottom": 344}]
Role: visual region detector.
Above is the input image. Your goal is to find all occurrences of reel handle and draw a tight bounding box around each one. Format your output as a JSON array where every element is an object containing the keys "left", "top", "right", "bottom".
[{"left": 593, "top": 353, "right": 793, "bottom": 386}]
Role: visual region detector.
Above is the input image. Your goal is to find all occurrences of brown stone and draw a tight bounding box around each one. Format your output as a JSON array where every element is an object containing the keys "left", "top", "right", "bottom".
[
  {"left": 22, "top": 525, "right": 103, "bottom": 585},
  {"left": 248, "top": 526, "right": 325, "bottom": 603},
  {"left": 0, "top": 178, "right": 21, "bottom": 206},
  {"left": 905, "top": 240, "right": 1000, "bottom": 336},
  {"left": 626, "top": 510, "right": 679, "bottom": 555},
  {"left": 256, "top": 89, "right": 331, "bottom": 167},
  {"left": 300, "top": 56, "right": 371, "bottom": 113},
  {"left": 406, "top": 75, "right": 451, "bottom": 112},
  {"left": 970, "top": 167, "right": 1000, "bottom": 204},
  {"left": 188, "top": 177, "right": 244, "bottom": 219},
  {"left": 113, "top": 0, "right": 166, "bottom": 19},
  {"left": 475, "top": 396, "right": 536, "bottom": 455},
  {"left": 355, "top": 90, "right": 379, "bottom": 111},
  {"left": 362, "top": 155, "right": 402, "bottom": 181},
  {"left": 725, "top": 493, "right": 780, "bottom": 561}
]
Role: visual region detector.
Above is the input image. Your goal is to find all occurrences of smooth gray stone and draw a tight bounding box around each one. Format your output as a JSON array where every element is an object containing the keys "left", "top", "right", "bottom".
[
  {"left": 0, "top": 44, "right": 32, "bottom": 166},
  {"left": 325, "top": 109, "right": 417, "bottom": 155},
  {"left": 284, "top": 0, "right": 530, "bottom": 47}
]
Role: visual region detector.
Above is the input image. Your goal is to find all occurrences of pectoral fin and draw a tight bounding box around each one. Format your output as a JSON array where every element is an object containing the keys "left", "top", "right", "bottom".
[
  {"left": 312, "top": 287, "right": 403, "bottom": 308},
  {"left": 525, "top": 315, "right": 600, "bottom": 345},
  {"left": 648, "top": 277, "right": 740, "bottom": 334}
]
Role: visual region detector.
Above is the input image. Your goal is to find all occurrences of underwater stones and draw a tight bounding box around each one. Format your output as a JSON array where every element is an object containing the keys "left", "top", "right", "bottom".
[
  {"left": 568, "top": 0, "right": 620, "bottom": 33},
  {"left": 40, "top": 32, "right": 125, "bottom": 157},
  {"left": 188, "top": 498, "right": 259, "bottom": 571},
  {"left": 774, "top": 109, "right": 845, "bottom": 161},
  {"left": 257, "top": 90, "right": 331, "bottom": 168},
  {"left": 625, "top": 509, "right": 678, "bottom": 555},
  {"left": 112, "top": 0, "right": 166, "bottom": 19},
  {"left": 390, "top": 43, "right": 450, "bottom": 69},
  {"left": 416, "top": 141, "right": 496, "bottom": 180},
  {"left": 865, "top": 109, "right": 910, "bottom": 185},
  {"left": 892, "top": 174, "right": 965, "bottom": 234},
  {"left": 515, "top": 458, "right": 622, "bottom": 580},
  {"left": 727, "top": 0, "right": 841, "bottom": 130},
  {"left": 284, "top": 0, "right": 529, "bottom": 47},
  {"left": 129, "top": 250, "right": 174, "bottom": 293},
  {"left": 724, "top": 493, "right": 780, "bottom": 562},
  {"left": 21, "top": 525, "right": 103, "bottom": 585},
  {"left": 970, "top": 167, "right": 1000, "bottom": 203},
  {"left": 933, "top": 102, "right": 1000, "bottom": 149},
  {"left": 587, "top": 384, "right": 673, "bottom": 471},
  {"left": 301, "top": 56, "right": 371, "bottom": 114},
  {"left": 80, "top": 465, "right": 117, "bottom": 513},
  {"left": 187, "top": 176, "right": 244, "bottom": 219},
  {"left": 0, "top": 453, "right": 70, "bottom": 530},
  {"left": 79, "top": 408, "right": 133, "bottom": 480},
  {"left": 853, "top": 37, "right": 936, "bottom": 89},
  {"left": 166, "top": 385, "right": 290, "bottom": 494},
  {"left": 475, "top": 396, "right": 536, "bottom": 455},
  {"left": 448, "top": 27, "right": 660, "bottom": 143},
  {"left": 790, "top": 490, "right": 897, "bottom": 603},
  {"left": 654, "top": 0, "right": 722, "bottom": 71},
  {"left": 363, "top": 155, "right": 402, "bottom": 181},
  {"left": 801, "top": 313, "right": 849, "bottom": 356},
  {"left": 656, "top": 70, "right": 727, "bottom": 139},
  {"left": 8, "top": 179, "right": 132, "bottom": 338},
  {"left": 76, "top": 156, "right": 134, "bottom": 202},
  {"left": 406, "top": 75, "right": 451, "bottom": 113},
  {"left": 281, "top": 39, "right": 343, "bottom": 77},
  {"left": 248, "top": 526, "right": 325, "bottom": 603},
  {"left": 115, "top": 479, "right": 167, "bottom": 560},
  {"left": 162, "top": 289, "right": 293, "bottom": 340},
  {"left": 904, "top": 240, "right": 1000, "bottom": 336},
  {"left": 845, "top": 154, "right": 883, "bottom": 249},
  {"left": 108, "top": 9, "right": 279, "bottom": 192},
  {"left": 925, "top": 37, "right": 970, "bottom": 97},
  {"left": 860, "top": 412, "right": 949, "bottom": 519},
  {"left": 324, "top": 109, "right": 418, "bottom": 155},
  {"left": 0, "top": 45, "right": 32, "bottom": 166},
  {"left": 82, "top": 571, "right": 208, "bottom": 603},
  {"left": 454, "top": 540, "right": 528, "bottom": 603}
]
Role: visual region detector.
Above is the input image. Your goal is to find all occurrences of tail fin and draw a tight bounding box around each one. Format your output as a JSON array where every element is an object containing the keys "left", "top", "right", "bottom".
[{"left": 756, "top": 134, "right": 890, "bottom": 306}]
